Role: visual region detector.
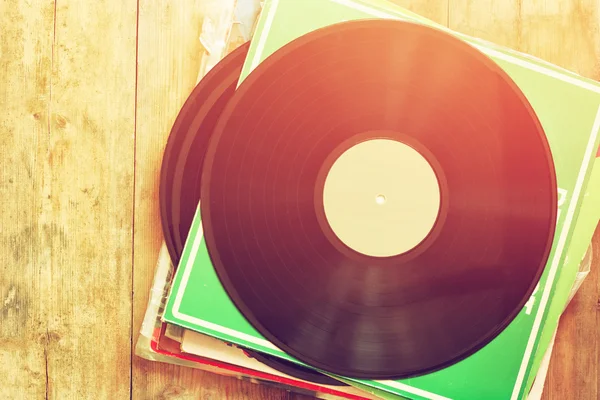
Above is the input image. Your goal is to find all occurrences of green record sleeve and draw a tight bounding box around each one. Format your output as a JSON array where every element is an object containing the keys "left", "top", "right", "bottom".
[{"left": 163, "top": 1, "right": 600, "bottom": 399}]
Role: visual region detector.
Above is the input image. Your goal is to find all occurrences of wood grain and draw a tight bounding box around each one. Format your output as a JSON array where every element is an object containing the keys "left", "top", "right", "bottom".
[
  {"left": 1, "top": 0, "right": 137, "bottom": 397},
  {"left": 448, "top": 0, "right": 600, "bottom": 75},
  {"left": 44, "top": 0, "right": 137, "bottom": 397},
  {"left": 0, "top": 0, "right": 54, "bottom": 398},
  {"left": 389, "top": 0, "right": 449, "bottom": 24}
]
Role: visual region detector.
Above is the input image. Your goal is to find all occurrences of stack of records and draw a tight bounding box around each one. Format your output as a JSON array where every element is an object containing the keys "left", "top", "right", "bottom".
[{"left": 136, "top": 0, "right": 600, "bottom": 399}]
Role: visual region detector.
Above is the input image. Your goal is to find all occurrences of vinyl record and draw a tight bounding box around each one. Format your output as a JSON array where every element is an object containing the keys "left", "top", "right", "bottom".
[
  {"left": 158, "top": 42, "right": 346, "bottom": 387},
  {"left": 201, "top": 20, "right": 558, "bottom": 380},
  {"left": 159, "top": 43, "right": 250, "bottom": 265},
  {"left": 244, "top": 350, "right": 346, "bottom": 386}
]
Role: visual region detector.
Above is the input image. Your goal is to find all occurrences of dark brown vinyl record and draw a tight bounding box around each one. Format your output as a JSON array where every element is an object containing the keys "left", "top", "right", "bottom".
[
  {"left": 158, "top": 42, "right": 346, "bottom": 387},
  {"left": 201, "top": 20, "right": 557, "bottom": 380},
  {"left": 159, "top": 43, "right": 250, "bottom": 266}
]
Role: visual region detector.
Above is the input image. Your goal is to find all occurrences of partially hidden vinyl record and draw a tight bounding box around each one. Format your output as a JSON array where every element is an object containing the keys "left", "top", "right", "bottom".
[
  {"left": 159, "top": 42, "right": 250, "bottom": 266},
  {"left": 200, "top": 20, "right": 558, "bottom": 380},
  {"left": 158, "top": 42, "right": 346, "bottom": 387}
]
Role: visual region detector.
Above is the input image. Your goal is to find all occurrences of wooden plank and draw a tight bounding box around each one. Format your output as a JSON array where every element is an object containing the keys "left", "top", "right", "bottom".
[
  {"left": 41, "top": 0, "right": 137, "bottom": 397},
  {"left": 0, "top": 0, "right": 54, "bottom": 398},
  {"left": 131, "top": 0, "right": 299, "bottom": 398},
  {"left": 1, "top": 0, "right": 137, "bottom": 398},
  {"left": 44, "top": 0, "right": 137, "bottom": 398}
]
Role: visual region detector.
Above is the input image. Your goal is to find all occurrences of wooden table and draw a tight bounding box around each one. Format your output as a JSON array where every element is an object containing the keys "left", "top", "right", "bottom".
[{"left": 1, "top": 0, "right": 599, "bottom": 398}]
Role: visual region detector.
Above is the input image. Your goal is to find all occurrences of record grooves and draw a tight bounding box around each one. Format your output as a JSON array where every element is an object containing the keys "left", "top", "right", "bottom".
[
  {"left": 159, "top": 42, "right": 345, "bottom": 387},
  {"left": 201, "top": 20, "right": 558, "bottom": 380},
  {"left": 159, "top": 43, "right": 250, "bottom": 266}
]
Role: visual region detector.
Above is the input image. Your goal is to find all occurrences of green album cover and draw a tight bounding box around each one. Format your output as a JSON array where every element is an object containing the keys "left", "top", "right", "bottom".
[{"left": 164, "top": 1, "right": 600, "bottom": 399}]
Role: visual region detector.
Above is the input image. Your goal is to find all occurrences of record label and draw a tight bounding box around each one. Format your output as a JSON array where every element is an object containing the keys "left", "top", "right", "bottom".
[{"left": 319, "top": 136, "right": 442, "bottom": 258}]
